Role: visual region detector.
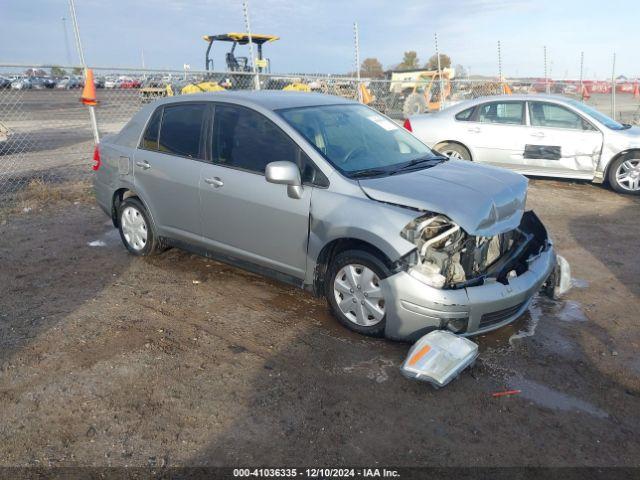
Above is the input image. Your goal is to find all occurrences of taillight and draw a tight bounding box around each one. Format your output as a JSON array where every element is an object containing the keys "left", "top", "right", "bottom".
[
  {"left": 403, "top": 118, "right": 412, "bottom": 132},
  {"left": 92, "top": 144, "right": 101, "bottom": 171}
]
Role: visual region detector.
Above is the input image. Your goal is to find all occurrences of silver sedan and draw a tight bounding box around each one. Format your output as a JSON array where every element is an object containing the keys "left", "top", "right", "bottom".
[{"left": 405, "top": 94, "right": 640, "bottom": 195}]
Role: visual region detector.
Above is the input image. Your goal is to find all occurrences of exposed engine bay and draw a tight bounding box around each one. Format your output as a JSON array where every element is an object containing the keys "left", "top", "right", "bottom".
[{"left": 401, "top": 211, "right": 550, "bottom": 289}]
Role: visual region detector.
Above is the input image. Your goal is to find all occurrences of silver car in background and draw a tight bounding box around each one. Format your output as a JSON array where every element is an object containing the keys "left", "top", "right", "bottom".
[
  {"left": 405, "top": 94, "right": 640, "bottom": 195},
  {"left": 93, "top": 91, "right": 568, "bottom": 341}
]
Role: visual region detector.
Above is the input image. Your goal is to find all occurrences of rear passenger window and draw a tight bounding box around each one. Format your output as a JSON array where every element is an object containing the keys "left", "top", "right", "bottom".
[
  {"left": 158, "top": 103, "right": 206, "bottom": 158},
  {"left": 455, "top": 107, "right": 474, "bottom": 121},
  {"left": 212, "top": 104, "right": 298, "bottom": 174},
  {"left": 141, "top": 107, "right": 162, "bottom": 150},
  {"left": 478, "top": 102, "right": 524, "bottom": 125}
]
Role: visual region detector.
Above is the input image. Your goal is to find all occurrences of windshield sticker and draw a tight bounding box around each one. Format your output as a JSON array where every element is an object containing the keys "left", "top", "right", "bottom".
[{"left": 367, "top": 115, "right": 398, "bottom": 131}]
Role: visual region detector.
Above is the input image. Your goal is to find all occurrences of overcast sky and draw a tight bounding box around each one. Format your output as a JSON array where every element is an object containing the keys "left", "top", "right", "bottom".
[{"left": 0, "top": 0, "right": 634, "bottom": 79}]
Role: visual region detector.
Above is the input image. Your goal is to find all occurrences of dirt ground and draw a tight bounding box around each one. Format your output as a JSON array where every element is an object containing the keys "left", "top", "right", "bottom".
[{"left": 0, "top": 178, "right": 639, "bottom": 468}]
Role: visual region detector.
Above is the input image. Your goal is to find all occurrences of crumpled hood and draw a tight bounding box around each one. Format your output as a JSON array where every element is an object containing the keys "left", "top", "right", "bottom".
[{"left": 358, "top": 161, "right": 528, "bottom": 236}]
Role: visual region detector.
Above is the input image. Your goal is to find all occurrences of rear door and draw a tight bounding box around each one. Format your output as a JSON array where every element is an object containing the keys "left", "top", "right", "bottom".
[
  {"left": 133, "top": 102, "right": 207, "bottom": 241},
  {"left": 199, "top": 103, "right": 314, "bottom": 280},
  {"left": 524, "top": 101, "right": 603, "bottom": 177},
  {"left": 466, "top": 100, "right": 529, "bottom": 168}
]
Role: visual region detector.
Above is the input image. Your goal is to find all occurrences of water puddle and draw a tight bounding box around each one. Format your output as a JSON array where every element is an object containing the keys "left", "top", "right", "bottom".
[{"left": 507, "top": 377, "right": 609, "bottom": 419}]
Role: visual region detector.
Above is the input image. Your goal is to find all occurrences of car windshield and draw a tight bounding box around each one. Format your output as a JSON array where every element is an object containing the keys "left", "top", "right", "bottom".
[
  {"left": 278, "top": 104, "right": 443, "bottom": 178},
  {"left": 566, "top": 99, "right": 628, "bottom": 130}
]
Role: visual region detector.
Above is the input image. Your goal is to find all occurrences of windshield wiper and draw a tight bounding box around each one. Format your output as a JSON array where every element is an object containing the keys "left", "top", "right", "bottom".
[
  {"left": 350, "top": 168, "right": 390, "bottom": 178},
  {"left": 390, "top": 155, "right": 447, "bottom": 175}
]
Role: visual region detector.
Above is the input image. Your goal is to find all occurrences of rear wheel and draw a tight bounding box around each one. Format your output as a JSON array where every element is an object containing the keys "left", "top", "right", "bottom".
[
  {"left": 117, "top": 197, "right": 164, "bottom": 256},
  {"left": 325, "top": 250, "right": 391, "bottom": 337},
  {"left": 608, "top": 156, "right": 640, "bottom": 195},
  {"left": 435, "top": 142, "right": 471, "bottom": 161}
]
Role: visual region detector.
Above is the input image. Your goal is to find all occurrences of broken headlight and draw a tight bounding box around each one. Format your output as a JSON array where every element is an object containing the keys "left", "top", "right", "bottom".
[{"left": 401, "top": 213, "right": 465, "bottom": 289}]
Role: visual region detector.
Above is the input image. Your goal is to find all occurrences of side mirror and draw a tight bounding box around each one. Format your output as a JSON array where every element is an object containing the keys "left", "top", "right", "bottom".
[{"left": 265, "top": 161, "right": 303, "bottom": 199}]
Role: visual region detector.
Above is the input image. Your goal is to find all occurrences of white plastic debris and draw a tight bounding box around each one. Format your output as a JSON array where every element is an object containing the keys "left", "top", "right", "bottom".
[
  {"left": 401, "top": 330, "right": 478, "bottom": 388},
  {"left": 553, "top": 255, "right": 572, "bottom": 299},
  {"left": 87, "top": 240, "right": 107, "bottom": 247}
]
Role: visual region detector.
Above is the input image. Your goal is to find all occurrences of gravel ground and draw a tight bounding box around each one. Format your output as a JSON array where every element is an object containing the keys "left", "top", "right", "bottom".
[{"left": 0, "top": 178, "right": 639, "bottom": 467}]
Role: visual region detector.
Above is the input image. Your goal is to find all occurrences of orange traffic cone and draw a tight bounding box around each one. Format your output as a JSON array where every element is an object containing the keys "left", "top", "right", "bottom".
[
  {"left": 581, "top": 84, "right": 591, "bottom": 101},
  {"left": 81, "top": 69, "right": 98, "bottom": 106},
  {"left": 633, "top": 82, "right": 640, "bottom": 99},
  {"left": 502, "top": 82, "right": 512, "bottom": 95}
]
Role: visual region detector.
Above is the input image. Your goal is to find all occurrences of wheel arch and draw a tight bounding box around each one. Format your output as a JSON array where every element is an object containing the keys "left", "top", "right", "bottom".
[
  {"left": 433, "top": 140, "right": 474, "bottom": 161},
  {"left": 111, "top": 187, "right": 151, "bottom": 227},
  {"left": 312, "top": 237, "right": 394, "bottom": 297}
]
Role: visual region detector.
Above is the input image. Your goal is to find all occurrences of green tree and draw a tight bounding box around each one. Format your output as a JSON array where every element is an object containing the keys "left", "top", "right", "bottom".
[
  {"left": 72, "top": 67, "right": 83, "bottom": 75},
  {"left": 50, "top": 66, "right": 66, "bottom": 77},
  {"left": 426, "top": 53, "right": 452, "bottom": 71},
  {"left": 360, "top": 57, "right": 384, "bottom": 78},
  {"left": 398, "top": 51, "right": 419, "bottom": 70}
]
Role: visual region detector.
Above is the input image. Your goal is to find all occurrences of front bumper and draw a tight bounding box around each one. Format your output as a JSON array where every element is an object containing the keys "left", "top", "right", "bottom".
[{"left": 381, "top": 244, "right": 557, "bottom": 342}]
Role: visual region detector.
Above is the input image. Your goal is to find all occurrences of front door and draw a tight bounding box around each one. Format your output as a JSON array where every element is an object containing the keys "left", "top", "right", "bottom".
[
  {"left": 133, "top": 102, "right": 208, "bottom": 241},
  {"left": 523, "top": 101, "right": 603, "bottom": 177},
  {"left": 199, "top": 104, "right": 312, "bottom": 280}
]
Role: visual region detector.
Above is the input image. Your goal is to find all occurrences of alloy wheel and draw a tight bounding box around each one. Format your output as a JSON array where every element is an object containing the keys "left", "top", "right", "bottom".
[{"left": 615, "top": 159, "right": 640, "bottom": 191}]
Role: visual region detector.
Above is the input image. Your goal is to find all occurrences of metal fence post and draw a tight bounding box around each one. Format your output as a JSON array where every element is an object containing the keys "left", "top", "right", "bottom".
[
  {"left": 579, "top": 51, "right": 584, "bottom": 102},
  {"left": 242, "top": 0, "right": 260, "bottom": 91},
  {"left": 544, "top": 46, "right": 550, "bottom": 94},
  {"left": 354, "top": 22, "right": 362, "bottom": 103},
  {"left": 435, "top": 33, "right": 445, "bottom": 110},
  {"left": 611, "top": 52, "right": 616, "bottom": 119},
  {"left": 68, "top": 0, "right": 99, "bottom": 145}
]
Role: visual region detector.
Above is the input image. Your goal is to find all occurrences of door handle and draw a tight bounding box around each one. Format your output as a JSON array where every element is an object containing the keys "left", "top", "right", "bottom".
[
  {"left": 531, "top": 132, "right": 545, "bottom": 138},
  {"left": 135, "top": 160, "right": 151, "bottom": 170},
  {"left": 204, "top": 177, "right": 224, "bottom": 187},
  {"left": 467, "top": 127, "right": 481, "bottom": 133}
]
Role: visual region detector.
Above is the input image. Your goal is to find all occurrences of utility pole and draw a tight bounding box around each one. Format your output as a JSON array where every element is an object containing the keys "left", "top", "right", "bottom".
[
  {"left": 61, "top": 17, "right": 72, "bottom": 66},
  {"left": 242, "top": 0, "right": 260, "bottom": 90},
  {"left": 353, "top": 22, "right": 362, "bottom": 102},
  {"left": 68, "top": 0, "right": 99, "bottom": 145}
]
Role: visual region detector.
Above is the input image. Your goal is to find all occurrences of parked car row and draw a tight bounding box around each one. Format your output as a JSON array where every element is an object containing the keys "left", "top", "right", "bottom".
[{"left": 0, "top": 75, "right": 83, "bottom": 90}]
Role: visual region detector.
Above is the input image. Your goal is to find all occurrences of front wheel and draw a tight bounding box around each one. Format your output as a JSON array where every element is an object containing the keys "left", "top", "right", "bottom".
[
  {"left": 608, "top": 156, "right": 640, "bottom": 195},
  {"left": 325, "top": 250, "right": 391, "bottom": 337},
  {"left": 435, "top": 142, "right": 471, "bottom": 161}
]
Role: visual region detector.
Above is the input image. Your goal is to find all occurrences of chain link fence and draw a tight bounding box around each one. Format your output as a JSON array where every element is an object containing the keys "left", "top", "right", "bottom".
[{"left": 1, "top": 64, "right": 640, "bottom": 199}]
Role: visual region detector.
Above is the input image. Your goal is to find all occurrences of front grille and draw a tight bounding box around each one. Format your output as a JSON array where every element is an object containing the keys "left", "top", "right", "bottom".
[{"left": 479, "top": 301, "right": 526, "bottom": 329}]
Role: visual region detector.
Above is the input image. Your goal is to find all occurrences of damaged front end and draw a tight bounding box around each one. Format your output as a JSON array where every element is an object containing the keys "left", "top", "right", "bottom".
[{"left": 400, "top": 210, "right": 553, "bottom": 291}]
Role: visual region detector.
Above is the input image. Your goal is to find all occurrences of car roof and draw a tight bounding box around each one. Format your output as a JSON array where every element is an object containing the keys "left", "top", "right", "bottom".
[{"left": 152, "top": 90, "right": 357, "bottom": 111}]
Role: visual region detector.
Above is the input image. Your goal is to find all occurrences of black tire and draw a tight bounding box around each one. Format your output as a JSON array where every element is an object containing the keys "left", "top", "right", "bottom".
[
  {"left": 325, "top": 249, "right": 391, "bottom": 337},
  {"left": 117, "top": 197, "right": 164, "bottom": 256},
  {"left": 435, "top": 142, "right": 472, "bottom": 161},
  {"left": 607, "top": 155, "right": 640, "bottom": 195},
  {"left": 402, "top": 93, "right": 428, "bottom": 118}
]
